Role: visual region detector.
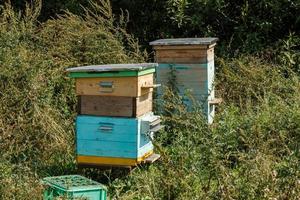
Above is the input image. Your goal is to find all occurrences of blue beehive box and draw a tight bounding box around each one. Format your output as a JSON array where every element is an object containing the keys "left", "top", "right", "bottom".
[
  {"left": 76, "top": 112, "right": 161, "bottom": 167},
  {"left": 42, "top": 175, "right": 107, "bottom": 200},
  {"left": 150, "top": 38, "right": 220, "bottom": 123}
]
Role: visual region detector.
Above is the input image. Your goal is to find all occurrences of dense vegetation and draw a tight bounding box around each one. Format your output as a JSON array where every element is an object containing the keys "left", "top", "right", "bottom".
[
  {"left": 0, "top": 1, "right": 143, "bottom": 198},
  {"left": 4, "top": 0, "right": 300, "bottom": 54},
  {"left": 0, "top": 0, "right": 299, "bottom": 199}
]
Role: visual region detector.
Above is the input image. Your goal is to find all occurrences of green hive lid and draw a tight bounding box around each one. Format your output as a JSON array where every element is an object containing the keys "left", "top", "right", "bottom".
[
  {"left": 150, "top": 38, "right": 218, "bottom": 46},
  {"left": 66, "top": 63, "right": 158, "bottom": 73},
  {"left": 42, "top": 175, "right": 107, "bottom": 192},
  {"left": 67, "top": 63, "right": 157, "bottom": 78}
]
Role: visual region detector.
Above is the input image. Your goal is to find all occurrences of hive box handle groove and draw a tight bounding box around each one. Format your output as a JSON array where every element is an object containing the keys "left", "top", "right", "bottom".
[{"left": 141, "top": 84, "right": 161, "bottom": 89}]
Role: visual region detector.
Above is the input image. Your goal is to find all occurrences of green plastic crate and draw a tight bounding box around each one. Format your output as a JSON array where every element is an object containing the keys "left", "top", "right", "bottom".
[{"left": 42, "top": 175, "right": 107, "bottom": 200}]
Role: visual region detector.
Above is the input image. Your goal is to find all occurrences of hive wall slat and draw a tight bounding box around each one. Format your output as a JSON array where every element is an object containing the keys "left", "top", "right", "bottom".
[
  {"left": 79, "top": 93, "right": 153, "bottom": 117},
  {"left": 77, "top": 140, "right": 137, "bottom": 158},
  {"left": 75, "top": 76, "right": 137, "bottom": 96},
  {"left": 80, "top": 96, "right": 133, "bottom": 117},
  {"left": 155, "top": 46, "right": 214, "bottom": 63},
  {"left": 77, "top": 155, "right": 139, "bottom": 166},
  {"left": 76, "top": 124, "right": 137, "bottom": 142},
  {"left": 76, "top": 115, "right": 137, "bottom": 126},
  {"left": 75, "top": 73, "right": 154, "bottom": 97},
  {"left": 156, "top": 63, "right": 215, "bottom": 96},
  {"left": 136, "top": 93, "right": 153, "bottom": 117},
  {"left": 137, "top": 73, "right": 155, "bottom": 96}
]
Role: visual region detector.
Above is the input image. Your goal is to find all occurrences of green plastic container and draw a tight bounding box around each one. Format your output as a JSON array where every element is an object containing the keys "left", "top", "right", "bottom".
[{"left": 42, "top": 175, "right": 107, "bottom": 200}]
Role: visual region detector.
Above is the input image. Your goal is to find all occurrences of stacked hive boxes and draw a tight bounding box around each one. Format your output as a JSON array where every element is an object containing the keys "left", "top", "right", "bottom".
[
  {"left": 150, "top": 38, "right": 220, "bottom": 123},
  {"left": 67, "top": 63, "right": 162, "bottom": 167}
]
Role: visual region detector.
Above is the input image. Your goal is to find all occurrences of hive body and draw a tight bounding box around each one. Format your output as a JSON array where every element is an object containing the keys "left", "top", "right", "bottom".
[
  {"left": 76, "top": 113, "right": 159, "bottom": 166},
  {"left": 75, "top": 73, "right": 154, "bottom": 97},
  {"left": 150, "top": 38, "right": 218, "bottom": 123},
  {"left": 78, "top": 93, "right": 153, "bottom": 117}
]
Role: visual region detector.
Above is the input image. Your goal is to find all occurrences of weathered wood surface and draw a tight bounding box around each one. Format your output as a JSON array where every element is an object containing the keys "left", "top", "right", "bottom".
[
  {"left": 153, "top": 45, "right": 210, "bottom": 50},
  {"left": 75, "top": 73, "right": 154, "bottom": 97},
  {"left": 157, "top": 64, "right": 209, "bottom": 82},
  {"left": 156, "top": 49, "right": 208, "bottom": 58},
  {"left": 208, "top": 98, "right": 223, "bottom": 105},
  {"left": 144, "top": 154, "right": 160, "bottom": 164},
  {"left": 79, "top": 93, "right": 153, "bottom": 117},
  {"left": 69, "top": 68, "right": 155, "bottom": 78},
  {"left": 150, "top": 38, "right": 218, "bottom": 46},
  {"left": 155, "top": 47, "right": 214, "bottom": 63},
  {"left": 136, "top": 93, "right": 153, "bottom": 116},
  {"left": 67, "top": 63, "right": 158, "bottom": 72},
  {"left": 156, "top": 63, "right": 215, "bottom": 95},
  {"left": 138, "top": 74, "right": 155, "bottom": 95}
]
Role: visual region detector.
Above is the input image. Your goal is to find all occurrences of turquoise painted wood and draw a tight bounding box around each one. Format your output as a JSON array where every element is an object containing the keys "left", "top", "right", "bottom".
[
  {"left": 77, "top": 115, "right": 136, "bottom": 126},
  {"left": 43, "top": 175, "right": 107, "bottom": 200},
  {"left": 76, "top": 113, "right": 158, "bottom": 159},
  {"left": 155, "top": 61, "right": 215, "bottom": 123},
  {"left": 156, "top": 62, "right": 214, "bottom": 96},
  {"left": 77, "top": 140, "right": 137, "bottom": 158},
  {"left": 140, "top": 132, "right": 151, "bottom": 147},
  {"left": 76, "top": 122, "right": 137, "bottom": 142}
]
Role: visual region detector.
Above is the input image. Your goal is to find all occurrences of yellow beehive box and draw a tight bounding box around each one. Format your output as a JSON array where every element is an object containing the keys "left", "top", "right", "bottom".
[{"left": 67, "top": 63, "right": 158, "bottom": 97}]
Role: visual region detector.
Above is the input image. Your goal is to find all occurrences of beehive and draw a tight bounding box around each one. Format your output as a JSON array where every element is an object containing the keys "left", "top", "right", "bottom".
[
  {"left": 42, "top": 175, "right": 107, "bottom": 200},
  {"left": 67, "top": 63, "right": 162, "bottom": 167},
  {"left": 150, "top": 38, "right": 219, "bottom": 123},
  {"left": 76, "top": 112, "right": 161, "bottom": 166}
]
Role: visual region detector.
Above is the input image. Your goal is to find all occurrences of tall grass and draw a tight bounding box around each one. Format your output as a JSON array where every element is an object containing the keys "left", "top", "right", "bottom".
[
  {"left": 0, "top": 0, "right": 144, "bottom": 199},
  {"left": 109, "top": 58, "right": 300, "bottom": 199},
  {"left": 0, "top": 1, "right": 299, "bottom": 199}
]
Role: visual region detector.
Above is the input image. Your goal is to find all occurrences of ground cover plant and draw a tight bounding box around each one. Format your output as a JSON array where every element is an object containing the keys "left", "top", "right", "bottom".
[
  {"left": 0, "top": 0, "right": 299, "bottom": 199},
  {"left": 0, "top": 1, "right": 143, "bottom": 199},
  {"left": 109, "top": 57, "right": 300, "bottom": 199}
]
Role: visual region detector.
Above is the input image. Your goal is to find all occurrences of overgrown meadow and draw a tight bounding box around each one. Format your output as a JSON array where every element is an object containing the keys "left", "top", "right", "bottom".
[{"left": 0, "top": 1, "right": 299, "bottom": 199}]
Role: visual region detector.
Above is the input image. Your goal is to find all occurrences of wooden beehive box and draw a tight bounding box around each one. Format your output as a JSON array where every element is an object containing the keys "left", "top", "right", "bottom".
[
  {"left": 76, "top": 112, "right": 162, "bottom": 167},
  {"left": 151, "top": 38, "right": 217, "bottom": 64},
  {"left": 67, "top": 63, "right": 158, "bottom": 117},
  {"left": 67, "top": 63, "right": 157, "bottom": 97},
  {"left": 150, "top": 38, "right": 219, "bottom": 123},
  {"left": 78, "top": 93, "right": 152, "bottom": 117}
]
